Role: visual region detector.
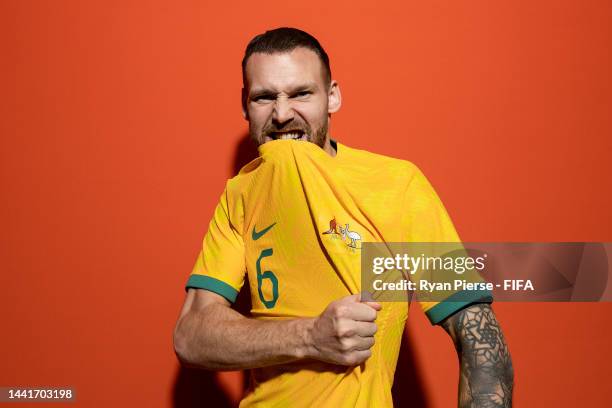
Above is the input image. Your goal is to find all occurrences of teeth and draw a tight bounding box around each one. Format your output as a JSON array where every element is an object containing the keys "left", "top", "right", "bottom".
[{"left": 278, "top": 132, "right": 301, "bottom": 140}]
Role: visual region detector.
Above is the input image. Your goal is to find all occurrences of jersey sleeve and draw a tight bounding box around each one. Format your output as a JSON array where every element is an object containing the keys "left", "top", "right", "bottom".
[
  {"left": 185, "top": 186, "right": 246, "bottom": 303},
  {"left": 402, "top": 164, "right": 493, "bottom": 325}
]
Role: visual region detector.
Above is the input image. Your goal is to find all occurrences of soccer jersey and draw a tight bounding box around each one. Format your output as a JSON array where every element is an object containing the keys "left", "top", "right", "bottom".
[{"left": 186, "top": 139, "right": 491, "bottom": 407}]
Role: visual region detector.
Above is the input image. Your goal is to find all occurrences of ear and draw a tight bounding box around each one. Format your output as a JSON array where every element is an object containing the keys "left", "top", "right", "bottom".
[
  {"left": 241, "top": 87, "right": 249, "bottom": 120},
  {"left": 327, "top": 80, "right": 341, "bottom": 114}
]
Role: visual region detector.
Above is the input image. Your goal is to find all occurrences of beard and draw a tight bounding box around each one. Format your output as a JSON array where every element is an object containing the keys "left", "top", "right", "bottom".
[{"left": 251, "top": 116, "right": 328, "bottom": 149}]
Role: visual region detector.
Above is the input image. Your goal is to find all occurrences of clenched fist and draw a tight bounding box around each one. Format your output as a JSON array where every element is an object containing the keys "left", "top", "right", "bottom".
[{"left": 307, "top": 294, "right": 380, "bottom": 366}]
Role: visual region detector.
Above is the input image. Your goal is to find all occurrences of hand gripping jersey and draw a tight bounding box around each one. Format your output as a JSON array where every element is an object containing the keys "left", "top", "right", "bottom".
[{"left": 186, "top": 140, "right": 491, "bottom": 407}]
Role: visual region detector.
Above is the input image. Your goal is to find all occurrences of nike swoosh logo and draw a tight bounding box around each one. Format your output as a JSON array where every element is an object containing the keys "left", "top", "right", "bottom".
[{"left": 252, "top": 222, "right": 276, "bottom": 240}]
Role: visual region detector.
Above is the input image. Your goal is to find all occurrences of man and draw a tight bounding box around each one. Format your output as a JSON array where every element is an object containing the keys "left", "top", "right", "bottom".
[{"left": 174, "top": 27, "right": 513, "bottom": 407}]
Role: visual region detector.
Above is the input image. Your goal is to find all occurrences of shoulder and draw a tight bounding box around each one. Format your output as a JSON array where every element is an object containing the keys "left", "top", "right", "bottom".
[
  {"left": 224, "top": 156, "right": 263, "bottom": 196},
  {"left": 338, "top": 142, "right": 423, "bottom": 183}
]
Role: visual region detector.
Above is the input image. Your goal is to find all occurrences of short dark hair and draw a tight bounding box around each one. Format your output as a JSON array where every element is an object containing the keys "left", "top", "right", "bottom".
[{"left": 242, "top": 27, "right": 331, "bottom": 88}]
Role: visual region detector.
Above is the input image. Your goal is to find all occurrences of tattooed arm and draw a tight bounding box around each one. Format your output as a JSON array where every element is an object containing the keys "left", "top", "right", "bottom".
[{"left": 440, "top": 303, "right": 514, "bottom": 407}]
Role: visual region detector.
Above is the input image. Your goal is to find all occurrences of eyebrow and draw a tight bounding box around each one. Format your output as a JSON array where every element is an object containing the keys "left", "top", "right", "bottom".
[{"left": 249, "top": 82, "right": 318, "bottom": 98}]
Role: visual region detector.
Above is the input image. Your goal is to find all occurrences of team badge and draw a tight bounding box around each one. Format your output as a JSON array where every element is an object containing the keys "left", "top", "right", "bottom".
[{"left": 322, "top": 217, "right": 362, "bottom": 250}]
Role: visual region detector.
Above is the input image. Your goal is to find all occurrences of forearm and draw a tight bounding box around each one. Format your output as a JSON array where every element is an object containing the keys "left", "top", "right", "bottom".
[
  {"left": 442, "top": 304, "right": 514, "bottom": 407},
  {"left": 174, "top": 302, "right": 315, "bottom": 370},
  {"left": 457, "top": 353, "right": 514, "bottom": 407}
]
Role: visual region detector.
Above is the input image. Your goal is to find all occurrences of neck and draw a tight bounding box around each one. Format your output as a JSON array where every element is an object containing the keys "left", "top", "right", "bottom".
[{"left": 322, "top": 137, "right": 337, "bottom": 157}]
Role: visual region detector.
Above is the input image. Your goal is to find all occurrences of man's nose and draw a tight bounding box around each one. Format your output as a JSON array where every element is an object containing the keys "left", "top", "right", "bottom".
[{"left": 272, "top": 97, "right": 294, "bottom": 125}]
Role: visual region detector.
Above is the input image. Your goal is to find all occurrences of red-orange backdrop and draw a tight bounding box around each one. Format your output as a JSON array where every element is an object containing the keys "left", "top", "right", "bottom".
[{"left": 2, "top": 1, "right": 611, "bottom": 407}]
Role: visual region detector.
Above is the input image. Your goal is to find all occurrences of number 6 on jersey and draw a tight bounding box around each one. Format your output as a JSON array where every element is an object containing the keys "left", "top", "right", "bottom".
[{"left": 256, "top": 248, "right": 278, "bottom": 308}]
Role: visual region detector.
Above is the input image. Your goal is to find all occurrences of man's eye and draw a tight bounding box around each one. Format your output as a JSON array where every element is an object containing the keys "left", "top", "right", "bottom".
[
  {"left": 253, "top": 95, "right": 275, "bottom": 102},
  {"left": 292, "top": 91, "right": 311, "bottom": 98}
]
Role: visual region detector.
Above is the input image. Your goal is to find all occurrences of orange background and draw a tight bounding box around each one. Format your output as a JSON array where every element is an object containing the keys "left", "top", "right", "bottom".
[{"left": 2, "top": 0, "right": 611, "bottom": 407}]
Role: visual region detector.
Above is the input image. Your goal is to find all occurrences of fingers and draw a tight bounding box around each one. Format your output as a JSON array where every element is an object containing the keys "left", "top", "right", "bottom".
[
  {"left": 352, "top": 336, "right": 375, "bottom": 351},
  {"left": 362, "top": 301, "right": 382, "bottom": 311},
  {"left": 337, "top": 322, "right": 376, "bottom": 353},
  {"left": 340, "top": 293, "right": 382, "bottom": 311},
  {"left": 352, "top": 349, "right": 372, "bottom": 363},
  {"left": 359, "top": 292, "right": 382, "bottom": 309},
  {"left": 340, "top": 302, "right": 378, "bottom": 322},
  {"left": 340, "top": 349, "right": 372, "bottom": 366},
  {"left": 311, "top": 294, "right": 382, "bottom": 366},
  {"left": 352, "top": 321, "right": 378, "bottom": 337},
  {"left": 338, "top": 335, "right": 376, "bottom": 353}
]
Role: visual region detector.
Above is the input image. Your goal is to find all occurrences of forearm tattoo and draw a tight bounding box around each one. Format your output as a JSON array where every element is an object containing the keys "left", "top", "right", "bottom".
[{"left": 441, "top": 304, "right": 514, "bottom": 408}]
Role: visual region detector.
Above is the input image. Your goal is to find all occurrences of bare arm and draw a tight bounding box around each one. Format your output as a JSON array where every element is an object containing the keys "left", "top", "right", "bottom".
[
  {"left": 440, "top": 303, "right": 514, "bottom": 407},
  {"left": 173, "top": 289, "right": 380, "bottom": 370}
]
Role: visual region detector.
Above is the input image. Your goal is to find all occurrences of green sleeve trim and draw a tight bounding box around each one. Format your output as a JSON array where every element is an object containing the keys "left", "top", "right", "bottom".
[
  {"left": 425, "top": 290, "right": 493, "bottom": 325},
  {"left": 185, "top": 275, "right": 239, "bottom": 303}
]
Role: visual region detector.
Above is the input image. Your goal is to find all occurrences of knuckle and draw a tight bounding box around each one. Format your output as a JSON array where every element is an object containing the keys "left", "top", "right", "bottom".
[
  {"left": 337, "top": 325, "right": 355, "bottom": 338},
  {"left": 339, "top": 338, "right": 352, "bottom": 351},
  {"left": 334, "top": 305, "right": 347, "bottom": 318}
]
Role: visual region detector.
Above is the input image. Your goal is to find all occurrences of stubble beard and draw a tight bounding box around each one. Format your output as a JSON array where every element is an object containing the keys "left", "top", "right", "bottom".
[{"left": 252, "top": 117, "right": 329, "bottom": 150}]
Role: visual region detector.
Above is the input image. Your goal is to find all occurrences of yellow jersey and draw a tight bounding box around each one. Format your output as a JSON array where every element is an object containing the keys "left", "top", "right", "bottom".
[{"left": 186, "top": 139, "right": 491, "bottom": 407}]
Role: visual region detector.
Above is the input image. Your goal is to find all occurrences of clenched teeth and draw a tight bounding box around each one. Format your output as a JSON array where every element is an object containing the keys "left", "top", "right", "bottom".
[{"left": 273, "top": 131, "right": 304, "bottom": 140}]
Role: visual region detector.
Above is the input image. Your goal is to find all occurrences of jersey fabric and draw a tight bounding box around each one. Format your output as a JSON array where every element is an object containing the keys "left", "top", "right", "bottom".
[{"left": 186, "top": 139, "right": 492, "bottom": 407}]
